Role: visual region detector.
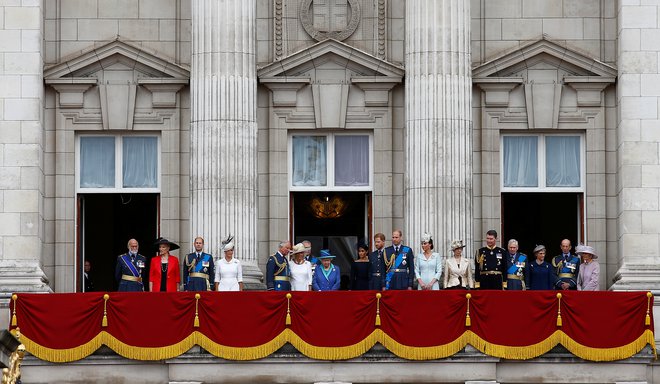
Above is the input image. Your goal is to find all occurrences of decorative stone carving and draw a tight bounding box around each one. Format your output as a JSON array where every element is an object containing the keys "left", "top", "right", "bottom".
[
  {"left": 299, "top": 0, "right": 361, "bottom": 42},
  {"left": 274, "top": 0, "right": 284, "bottom": 60},
  {"left": 377, "top": 0, "right": 386, "bottom": 59}
]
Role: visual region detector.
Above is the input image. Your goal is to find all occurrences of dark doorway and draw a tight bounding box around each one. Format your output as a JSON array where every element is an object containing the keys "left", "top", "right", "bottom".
[
  {"left": 292, "top": 192, "right": 371, "bottom": 289},
  {"left": 78, "top": 193, "right": 159, "bottom": 292},
  {"left": 501, "top": 193, "right": 582, "bottom": 260}
]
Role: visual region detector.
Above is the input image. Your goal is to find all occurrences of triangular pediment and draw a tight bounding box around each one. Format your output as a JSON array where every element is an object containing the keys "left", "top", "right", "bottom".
[
  {"left": 472, "top": 38, "right": 617, "bottom": 79},
  {"left": 258, "top": 39, "right": 404, "bottom": 80},
  {"left": 44, "top": 39, "right": 190, "bottom": 80}
]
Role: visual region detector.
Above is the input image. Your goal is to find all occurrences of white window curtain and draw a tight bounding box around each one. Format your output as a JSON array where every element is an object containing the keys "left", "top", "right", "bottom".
[
  {"left": 503, "top": 136, "right": 538, "bottom": 187},
  {"left": 335, "top": 135, "right": 369, "bottom": 186},
  {"left": 123, "top": 137, "right": 158, "bottom": 188},
  {"left": 546, "top": 136, "right": 580, "bottom": 187},
  {"left": 80, "top": 137, "right": 115, "bottom": 188},
  {"left": 292, "top": 136, "right": 327, "bottom": 186}
]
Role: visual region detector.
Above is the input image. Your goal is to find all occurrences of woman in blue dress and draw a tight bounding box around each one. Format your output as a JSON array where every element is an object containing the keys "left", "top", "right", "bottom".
[
  {"left": 350, "top": 243, "right": 371, "bottom": 290},
  {"left": 312, "top": 249, "right": 341, "bottom": 291},
  {"left": 526, "top": 245, "right": 554, "bottom": 290}
]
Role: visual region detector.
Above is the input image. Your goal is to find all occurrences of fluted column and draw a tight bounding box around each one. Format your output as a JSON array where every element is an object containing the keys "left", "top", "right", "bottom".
[
  {"left": 404, "top": 0, "right": 472, "bottom": 255},
  {"left": 190, "top": 0, "right": 262, "bottom": 288}
]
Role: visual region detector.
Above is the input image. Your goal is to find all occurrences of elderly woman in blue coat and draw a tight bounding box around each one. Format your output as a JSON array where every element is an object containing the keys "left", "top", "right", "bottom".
[{"left": 312, "top": 249, "right": 341, "bottom": 291}]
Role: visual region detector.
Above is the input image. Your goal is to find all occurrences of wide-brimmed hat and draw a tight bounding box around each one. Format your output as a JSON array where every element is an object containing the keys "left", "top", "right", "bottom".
[
  {"left": 533, "top": 244, "right": 546, "bottom": 254},
  {"left": 450, "top": 240, "right": 466, "bottom": 251},
  {"left": 290, "top": 243, "right": 306, "bottom": 255},
  {"left": 575, "top": 244, "right": 598, "bottom": 259},
  {"left": 154, "top": 237, "right": 180, "bottom": 251},
  {"left": 318, "top": 249, "right": 336, "bottom": 259},
  {"left": 223, "top": 241, "right": 235, "bottom": 252}
]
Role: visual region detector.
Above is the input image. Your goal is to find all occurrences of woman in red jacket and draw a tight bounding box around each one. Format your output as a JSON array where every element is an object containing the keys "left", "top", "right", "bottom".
[{"left": 149, "top": 238, "right": 181, "bottom": 292}]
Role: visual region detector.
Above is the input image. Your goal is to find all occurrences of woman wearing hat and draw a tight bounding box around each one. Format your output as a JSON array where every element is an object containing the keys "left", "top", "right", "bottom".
[
  {"left": 414, "top": 233, "right": 442, "bottom": 290},
  {"left": 312, "top": 249, "right": 341, "bottom": 291},
  {"left": 214, "top": 240, "right": 243, "bottom": 291},
  {"left": 526, "top": 245, "right": 554, "bottom": 290},
  {"left": 149, "top": 238, "right": 181, "bottom": 292},
  {"left": 350, "top": 243, "right": 371, "bottom": 290},
  {"left": 289, "top": 243, "right": 313, "bottom": 291},
  {"left": 443, "top": 240, "right": 474, "bottom": 289},
  {"left": 576, "top": 245, "right": 600, "bottom": 291}
]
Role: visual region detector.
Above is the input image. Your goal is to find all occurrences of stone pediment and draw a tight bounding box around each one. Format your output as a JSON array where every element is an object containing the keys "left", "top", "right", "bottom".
[
  {"left": 258, "top": 38, "right": 404, "bottom": 80},
  {"left": 472, "top": 38, "right": 617, "bottom": 79},
  {"left": 44, "top": 39, "right": 189, "bottom": 80},
  {"left": 473, "top": 38, "right": 616, "bottom": 128}
]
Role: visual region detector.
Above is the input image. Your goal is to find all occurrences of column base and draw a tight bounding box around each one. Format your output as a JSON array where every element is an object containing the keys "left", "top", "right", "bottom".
[
  {"left": 241, "top": 260, "right": 265, "bottom": 290},
  {"left": 610, "top": 264, "right": 660, "bottom": 293},
  {"left": 0, "top": 260, "right": 51, "bottom": 295}
]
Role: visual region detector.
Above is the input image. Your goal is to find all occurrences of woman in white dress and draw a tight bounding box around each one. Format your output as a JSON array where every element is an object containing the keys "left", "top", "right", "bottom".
[
  {"left": 214, "top": 240, "right": 243, "bottom": 291},
  {"left": 443, "top": 240, "right": 474, "bottom": 289},
  {"left": 289, "top": 243, "right": 312, "bottom": 291}
]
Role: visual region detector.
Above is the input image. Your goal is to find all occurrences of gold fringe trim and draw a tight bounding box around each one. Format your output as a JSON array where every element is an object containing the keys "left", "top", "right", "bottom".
[
  {"left": 379, "top": 330, "right": 468, "bottom": 360},
  {"left": 559, "top": 329, "right": 657, "bottom": 362},
  {"left": 196, "top": 331, "right": 289, "bottom": 360},
  {"left": 20, "top": 333, "right": 105, "bottom": 363},
  {"left": 289, "top": 329, "right": 379, "bottom": 360},
  {"left": 467, "top": 330, "right": 561, "bottom": 360}
]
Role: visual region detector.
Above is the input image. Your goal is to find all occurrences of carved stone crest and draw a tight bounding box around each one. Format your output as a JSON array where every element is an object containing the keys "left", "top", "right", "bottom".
[{"left": 299, "top": 0, "right": 361, "bottom": 42}]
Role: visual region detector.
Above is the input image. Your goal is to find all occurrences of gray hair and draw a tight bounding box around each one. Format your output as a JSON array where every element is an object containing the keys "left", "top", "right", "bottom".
[{"left": 508, "top": 239, "right": 518, "bottom": 247}]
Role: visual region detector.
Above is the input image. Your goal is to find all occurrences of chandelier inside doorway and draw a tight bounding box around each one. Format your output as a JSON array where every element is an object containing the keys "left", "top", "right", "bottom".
[{"left": 308, "top": 194, "right": 348, "bottom": 219}]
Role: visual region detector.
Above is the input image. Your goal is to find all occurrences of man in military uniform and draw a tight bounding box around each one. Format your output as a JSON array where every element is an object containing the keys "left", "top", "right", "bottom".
[
  {"left": 504, "top": 239, "right": 528, "bottom": 290},
  {"left": 115, "top": 238, "right": 146, "bottom": 291},
  {"left": 383, "top": 230, "right": 414, "bottom": 290},
  {"left": 184, "top": 236, "right": 215, "bottom": 291},
  {"left": 369, "top": 232, "right": 386, "bottom": 290},
  {"left": 552, "top": 239, "right": 580, "bottom": 290},
  {"left": 474, "top": 229, "right": 506, "bottom": 289},
  {"left": 266, "top": 241, "right": 291, "bottom": 291}
]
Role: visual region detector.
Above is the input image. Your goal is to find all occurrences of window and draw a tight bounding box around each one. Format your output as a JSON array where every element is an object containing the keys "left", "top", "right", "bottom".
[
  {"left": 501, "top": 134, "right": 583, "bottom": 191},
  {"left": 290, "top": 133, "right": 372, "bottom": 190},
  {"left": 77, "top": 135, "right": 160, "bottom": 192}
]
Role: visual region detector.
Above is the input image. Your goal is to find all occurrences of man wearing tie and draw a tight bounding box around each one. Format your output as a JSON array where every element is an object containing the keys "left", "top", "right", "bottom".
[
  {"left": 552, "top": 239, "right": 580, "bottom": 290},
  {"left": 383, "top": 230, "right": 414, "bottom": 290},
  {"left": 184, "top": 237, "right": 215, "bottom": 291},
  {"left": 115, "top": 238, "right": 146, "bottom": 291},
  {"left": 369, "top": 233, "right": 386, "bottom": 290}
]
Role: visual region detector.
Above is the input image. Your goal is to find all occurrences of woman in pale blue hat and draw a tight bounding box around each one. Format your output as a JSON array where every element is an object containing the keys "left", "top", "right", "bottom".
[{"left": 312, "top": 249, "right": 341, "bottom": 291}]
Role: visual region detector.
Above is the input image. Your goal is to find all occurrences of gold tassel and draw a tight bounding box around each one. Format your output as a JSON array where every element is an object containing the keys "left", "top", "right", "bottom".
[
  {"left": 102, "top": 294, "right": 109, "bottom": 327},
  {"left": 375, "top": 293, "right": 382, "bottom": 326},
  {"left": 285, "top": 293, "right": 292, "bottom": 326},
  {"left": 11, "top": 294, "right": 17, "bottom": 327},
  {"left": 556, "top": 293, "right": 562, "bottom": 327},
  {"left": 194, "top": 294, "right": 200, "bottom": 328},
  {"left": 465, "top": 293, "right": 471, "bottom": 327},
  {"left": 646, "top": 292, "right": 652, "bottom": 326}
]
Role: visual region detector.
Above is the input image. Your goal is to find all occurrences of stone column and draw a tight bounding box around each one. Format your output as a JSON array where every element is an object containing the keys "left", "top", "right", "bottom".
[
  {"left": 611, "top": 3, "right": 660, "bottom": 294},
  {"left": 190, "top": 0, "right": 262, "bottom": 288},
  {"left": 0, "top": 0, "right": 50, "bottom": 325},
  {"left": 404, "top": 1, "right": 472, "bottom": 254}
]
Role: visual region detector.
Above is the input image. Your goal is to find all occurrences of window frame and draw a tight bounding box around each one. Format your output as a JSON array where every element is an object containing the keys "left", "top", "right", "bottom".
[
  {"left": 500, "top": 133, "right": 585, "bottom": 193},
  {"left": 75, "top": 134, "right": 161, "bottom": 193},
  {"left": 288, "top": 132, "right": 373, "bottom": 192}
]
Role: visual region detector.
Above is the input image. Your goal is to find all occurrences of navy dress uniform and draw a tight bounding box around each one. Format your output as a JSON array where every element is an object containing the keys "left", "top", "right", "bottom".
[
  {"left": 115, "top": 251, "right": 146, "bottom": 292},
  {"left": 184, "top": 251, "right": 215, "bottom": 291},
  {"left": 552, "top": 252, "right": 580, "bottom": 290},
  {"left": 266, "top": 251, "right": 291, "bottom": 291},
  {"left": 383, "top": 243, "right": 414, "bottom": 290},
  {"left": 474, "top": 245, "right": 507, "bottom": 289},
  {"left": 368, "top": 247, "right": 385, "bottom": 290},
  {"left": 505, "top": 252, "right": 528, "bottom": 290}
]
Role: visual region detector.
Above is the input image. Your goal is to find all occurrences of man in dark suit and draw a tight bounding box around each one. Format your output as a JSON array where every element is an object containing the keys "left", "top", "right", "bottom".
[{"left": 383, "top": 230, "right": 414, "bottom": 290}]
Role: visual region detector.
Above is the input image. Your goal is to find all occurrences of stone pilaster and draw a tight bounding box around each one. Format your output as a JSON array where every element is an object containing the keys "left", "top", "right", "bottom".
[
  {"left": 611, "top": 3, "right": 660, "bottom": 294},
  {"left": 0, "top": 0, "right": 50, "bottom": 311},
  {"left": 190, "top": 0, "right": 262, "bottom": 288},
  {"left": 404, "top": 0, "right": 472, "bottom": 254}
]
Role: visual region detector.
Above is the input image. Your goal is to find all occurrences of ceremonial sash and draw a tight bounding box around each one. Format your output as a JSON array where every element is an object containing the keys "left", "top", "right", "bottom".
[
  {"left": 120, "top": 255, "right": 140, "bottom": 277},
  {"left": 557, "top": 256, "right": 579, "bottom": 276},
  {"left": 194, "top": 254, "right": 211, "bottom": 273},
  {"left": 507, "top": 254, "right": 526, "bottom": 276},
  {"left": 384, "top": 250, "right": 405, "bottom": 289}
]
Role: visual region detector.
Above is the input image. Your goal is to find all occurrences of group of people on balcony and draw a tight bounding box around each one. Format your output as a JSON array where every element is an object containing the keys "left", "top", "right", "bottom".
[{"left": 114, "top": 229, "right": 599, "bottom": 293}]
